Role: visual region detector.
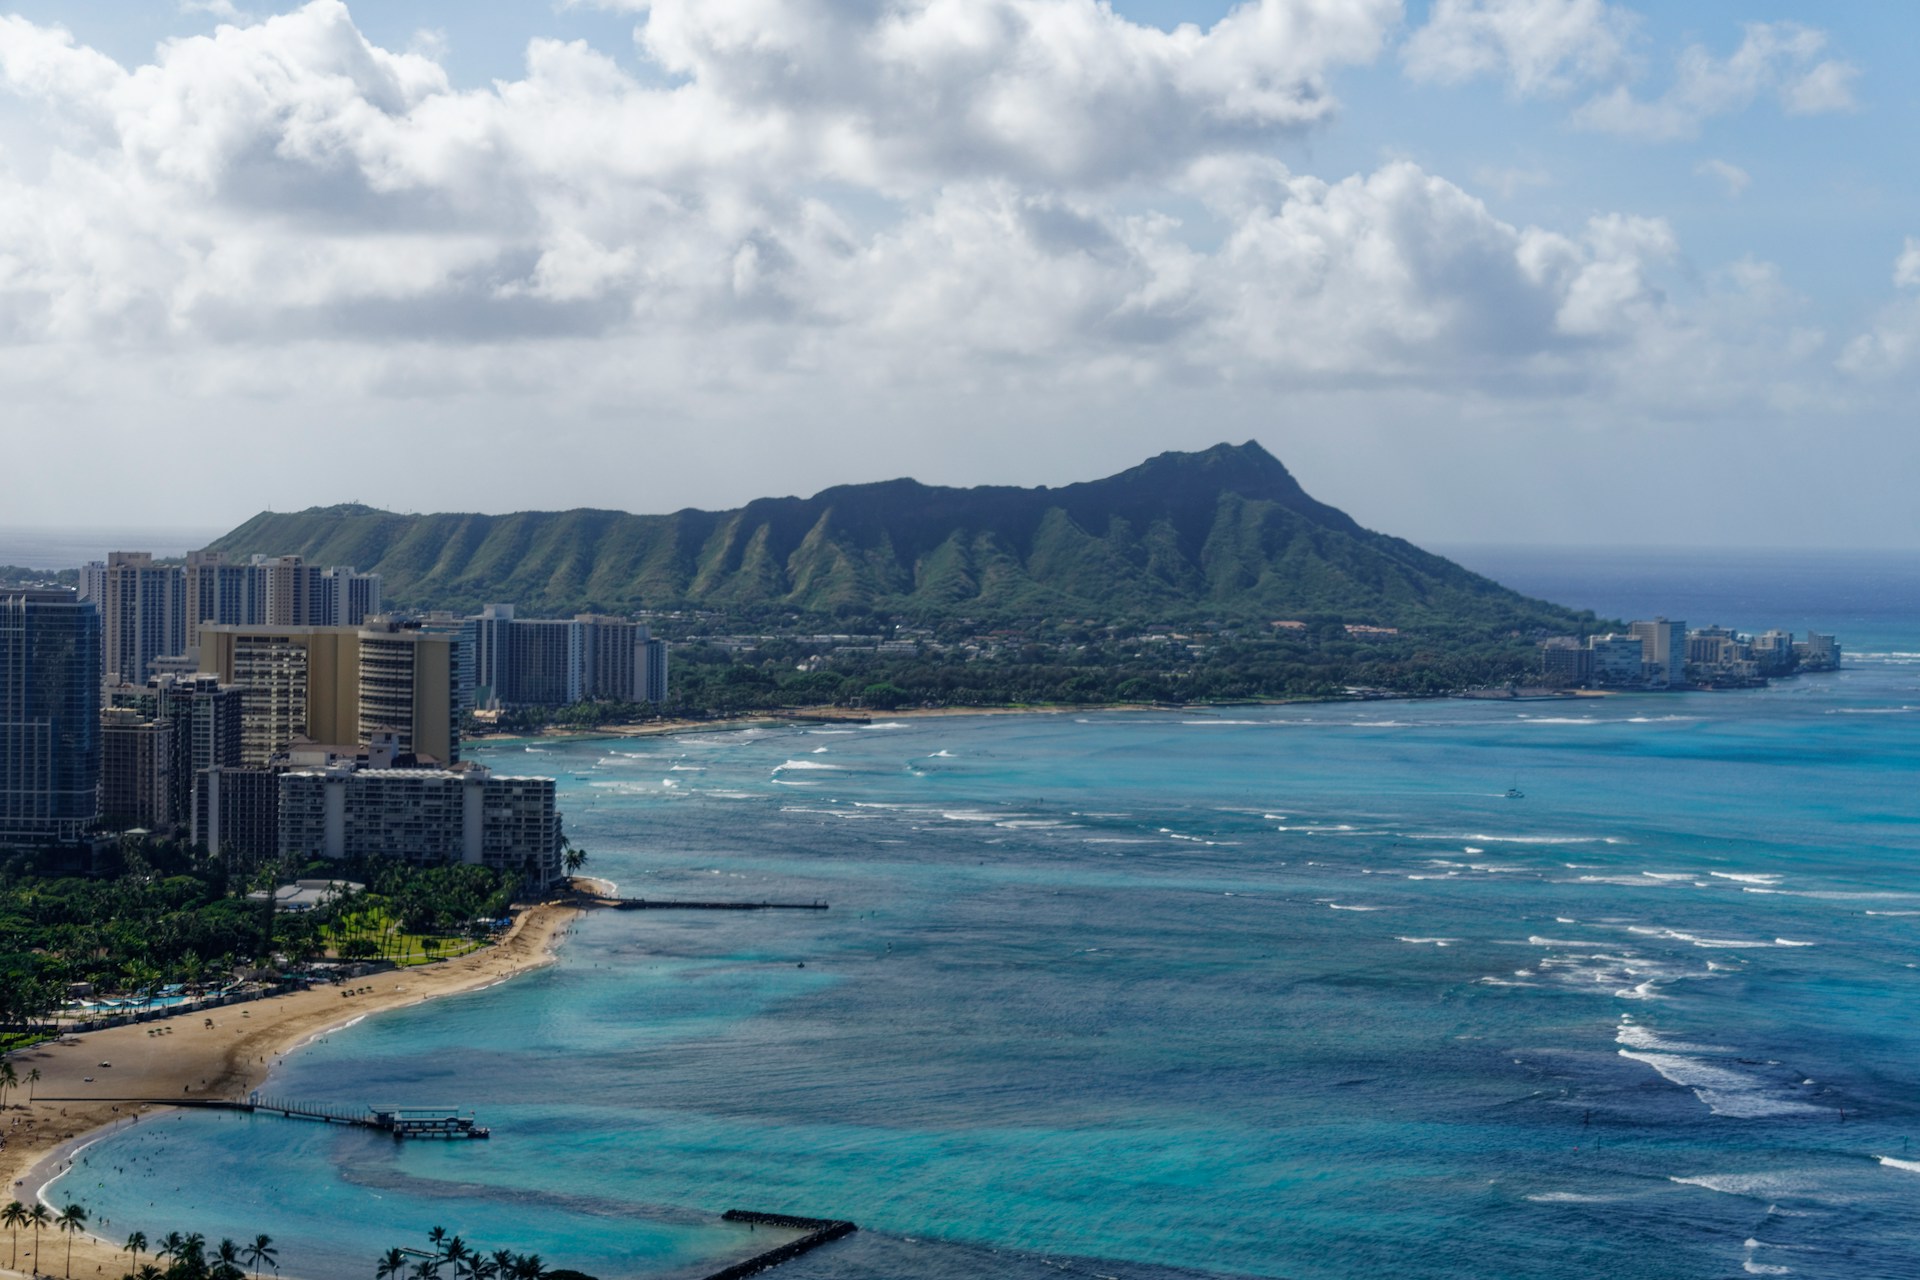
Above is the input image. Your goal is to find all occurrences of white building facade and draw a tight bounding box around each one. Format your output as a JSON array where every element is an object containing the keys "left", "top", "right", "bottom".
[{"left": 278, "top": 764, "right": 563, "bottom": 887}]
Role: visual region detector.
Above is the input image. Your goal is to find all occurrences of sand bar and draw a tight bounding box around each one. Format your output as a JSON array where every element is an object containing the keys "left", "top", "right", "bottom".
[{"left": 0, "top": 898, "right": 582, "bottom": 1280}]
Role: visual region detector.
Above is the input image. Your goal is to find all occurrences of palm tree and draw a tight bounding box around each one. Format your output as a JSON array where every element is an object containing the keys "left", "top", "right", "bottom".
[
  {"left": 376, "top": 1247, "right": 409, "bottom": 1280},
  {"left": 489, "top": 1249, "right": 516, "bottom": 1280},
  {"left": 25, "top": 1067, "right": 40, "bottom": 1103},
  {"left": 27, "top": 1203, "right": 51, "bottom": 1269},
  {"left": 407, "top": 1258, "right": 442, "bottom": 1280},
  {"left": 156, "top": 1230, "right": 187, "bottom": 1267},
  {"left": 467, "top": 1256, "right": 497, "bottom": 1280},
  {"left": 243, "top": 1233, "right": 277, "bottom": 1280},
  {"left": 125, "top": 1230, "right": 149, "bottom": 1273},
  {"left": 2, "top": 1200, "right": 27, "bottom": 1270},
  {"left": 54, "top": 1202, "right": 88, "bottom": 1277},
  {"left": 179, "top": 1231, "right": 209, "bottom": 1275},
  {"left": 426, "top": 1226, "right": 447, "bottom": 1253},
  {"left": 563, "top": 847, "right": 587, "bottom": 875},
  {"left": 0, "top": 1061, "right": 16, "bottom": 1109},
  {"left": 214, "top": 1236, "right": 246, "bottom": 1280},
  {"left": 441, "top": 1235, "right": 470, "bottom": 1279},
  {"left": 515, "top": 1254, "right": 545, "bottom": 1280}
]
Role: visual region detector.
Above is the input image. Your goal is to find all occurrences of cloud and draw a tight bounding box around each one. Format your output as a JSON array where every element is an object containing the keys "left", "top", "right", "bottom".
[
  {"left": 179, "top": 1, "right": 253, "bottom": 21},
  {"left": 1694, "top": 158, "right": 1750, "bottom": 198},
  {"left": 1403, "top": 8, "right": 1861, "bottom": 140},
  {"left": 0, "top": 0, "right": 1690, "bottom": 394},
  {"left": 1574, "top": 21, "right": 1859, "bottom": 140},
  {"left": 1839, "top": 239, "right": 1920, "bottom": 377},
  {"left": 0, "top": 0, "right": 1886, "bottom": 536},
  {"left": 1897, "top": 238, "right": 1920, "bottom": 290},
  {"left": 1403, "top": 0, "right": 1636, "bottom": 97},
  {"left": 624, "top": 0, "right": 1400, "bottom": 190}
]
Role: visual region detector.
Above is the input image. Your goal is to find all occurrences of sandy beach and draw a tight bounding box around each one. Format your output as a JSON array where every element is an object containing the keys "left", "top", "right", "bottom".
[
  {"left": 0, "top": 898, "right": 583, "bottom": 1280},
  {"left": 469, "top": 700, "right": 1213, "bottom": 746}
]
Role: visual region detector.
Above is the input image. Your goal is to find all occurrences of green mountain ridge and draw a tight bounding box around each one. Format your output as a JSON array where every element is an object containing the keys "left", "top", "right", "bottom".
[{"left": 205, "top": 442, "right": 1592, "bottom": 632}]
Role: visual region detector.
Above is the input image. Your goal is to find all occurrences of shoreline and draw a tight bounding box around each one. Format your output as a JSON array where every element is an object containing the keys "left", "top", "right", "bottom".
[
  {"left": 0, "top": 897, "right": 583, "bottom": 1280},
  {"left": 470, "top": 663, "right": 1857, "bottom": 746},
  {"left": 469, "top": 697, "right": 1338, "bottom": 746}
]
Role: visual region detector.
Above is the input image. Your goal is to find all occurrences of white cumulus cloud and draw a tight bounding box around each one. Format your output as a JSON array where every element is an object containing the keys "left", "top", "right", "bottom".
[
  {"left": 1839, "top": 239, "right": 1920, "bottom": 377},
  {"left": 1575, "top": 21, "right": 1858, "bottom": 140},
  {"left": 1403, "top": 0, "right": 1636, "bottom": 97},
  {"left": 0, "top": 0, "right": 1891, "bottom": 536}
]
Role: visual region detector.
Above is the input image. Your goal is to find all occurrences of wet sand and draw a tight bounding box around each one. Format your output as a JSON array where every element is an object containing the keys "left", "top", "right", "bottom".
[{"left": 0, "top": 899, "right": 582, "bottom": 1280}]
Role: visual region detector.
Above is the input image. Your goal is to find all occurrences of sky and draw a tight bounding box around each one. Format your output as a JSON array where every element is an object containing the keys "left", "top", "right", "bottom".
[{"left": 0, "top": 1, "right": 1915, "bottom": 547}]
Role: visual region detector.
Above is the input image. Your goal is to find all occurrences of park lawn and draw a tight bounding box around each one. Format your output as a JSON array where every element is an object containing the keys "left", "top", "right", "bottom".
[{"left": 322, "top": 906, "right": 488, "bottom": 966}]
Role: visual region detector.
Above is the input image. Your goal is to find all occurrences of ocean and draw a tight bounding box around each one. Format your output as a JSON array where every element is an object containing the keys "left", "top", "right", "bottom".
[
  {"left": 0, "top": 527, "right": 229, "bottom": 570},
  {"left": 48, "top": 551, "right": 1920, "bottom": 1280}
]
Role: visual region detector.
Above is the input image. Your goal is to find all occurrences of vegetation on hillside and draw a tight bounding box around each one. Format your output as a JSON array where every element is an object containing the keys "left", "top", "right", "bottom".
[
  {"left": 476, "top": 611, "right": 1590, "bottom": 731},
  {"left": 0, "top": 565, "right": 78, "bottom": 588},
  {"left": 205, "top": 444, "right": 1597, "bottom": 637}
]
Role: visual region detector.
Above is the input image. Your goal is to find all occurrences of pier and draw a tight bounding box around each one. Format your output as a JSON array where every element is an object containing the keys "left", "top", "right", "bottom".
[
  {"left": 700, "top": 1211, "right": 858, "bottom": 1280},
  {"left": 233, "top": 1094, "right": 491, "bottom": 1139},
  {"left": 605, "top": 898, "right": 829, "bottom": 912}
]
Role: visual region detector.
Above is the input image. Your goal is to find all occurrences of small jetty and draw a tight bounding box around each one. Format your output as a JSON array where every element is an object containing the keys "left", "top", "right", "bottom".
[
  {"left": 701, "top": 1211, "right": 858, "bottom": 1280},
  {"left": 230, "top": 1094, "right": 491, "bottom": 1139},
  {"left": 605, "top": 898, "right": 829, "bottom": 912}
]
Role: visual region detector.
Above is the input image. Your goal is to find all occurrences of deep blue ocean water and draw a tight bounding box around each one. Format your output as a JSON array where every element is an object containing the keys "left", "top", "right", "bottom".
[{"left": 50, "top": 552, "right": 1920, "bottom": 1280}]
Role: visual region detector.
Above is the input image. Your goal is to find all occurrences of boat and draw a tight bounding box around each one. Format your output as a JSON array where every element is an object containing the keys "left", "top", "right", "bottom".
[{"left": 1505, "top": 787, "right": 1525, "bottom": 800}]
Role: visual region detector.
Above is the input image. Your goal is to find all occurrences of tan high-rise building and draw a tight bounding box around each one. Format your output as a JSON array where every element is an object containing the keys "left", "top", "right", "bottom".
[
  {"left": 1629, "top": 617, "right": 1687, "bottom": 688},
  {"left": 356, "top": 626, "right": 459, "bottom": 763},
  {"left": 201, "top": 621, "right": 459, "bottom": 766}
]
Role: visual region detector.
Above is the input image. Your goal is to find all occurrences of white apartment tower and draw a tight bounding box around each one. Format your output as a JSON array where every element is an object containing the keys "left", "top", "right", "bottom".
[{"left": 279, "top": 765, "right": 562, "bottom": 887}]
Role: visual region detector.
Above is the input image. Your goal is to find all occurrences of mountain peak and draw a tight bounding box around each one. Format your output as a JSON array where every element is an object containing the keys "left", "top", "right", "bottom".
[
  {"left": 204, "top": 444, "right": 1582, "bottom": 631},
  {"left": 1122, "top": 440, "right": 1290, "bottom": 488}
]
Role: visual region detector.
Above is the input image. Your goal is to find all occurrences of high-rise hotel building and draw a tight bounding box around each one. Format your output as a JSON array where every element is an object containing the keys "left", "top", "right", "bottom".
[
  {"left": 83, "top": 550, "right": 382, "bottom": 679},
  {"left": 467, "top": 605, "right": 667, "bottom": 709},
  {"left": 87, "top": 551, "right": 188, "bottom": 684},
  {"left": 279, "top": 765, "right": 562, "bottom": 886},
  {"left": 201, "top": 619, "right": 461, "bottom": 765},
  {"left": 184, "top": 552, "right": 382, "bottom": 649},
  {"left": 0, "top": 588, "right": 101, "bottom": 846}
]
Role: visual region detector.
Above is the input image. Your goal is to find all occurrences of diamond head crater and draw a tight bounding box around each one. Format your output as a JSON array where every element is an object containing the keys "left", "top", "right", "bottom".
[{"left": 206, "top": 442, "right": 1607, "bottom": 714}]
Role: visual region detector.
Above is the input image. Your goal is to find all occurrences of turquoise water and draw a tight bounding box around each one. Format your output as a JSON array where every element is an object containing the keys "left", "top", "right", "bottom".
[{"left": 54, "top": 559, "right": 1920, "bottom": 1279}]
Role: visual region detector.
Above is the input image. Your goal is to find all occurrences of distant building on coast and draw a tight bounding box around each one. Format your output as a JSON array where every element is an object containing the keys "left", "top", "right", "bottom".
[
  {"left": 1540, "top": 620, "right": 1840, "bottom": 690},
  {"left": 279, "top": 763, "right": 563, "bottom": 888},
  {"left": 466, "top": 604, "right": 667, "bottom": 709},
  {"left": 1587, "top": 634, "right": 1651, "bottom": 687},
  {"left": 1629, "top": 618, "right": 1687, "bottom": 688},
  {"left": 1538, "top": 637, "right": 1592, "bottom": 686},
  {"left": 0, "top": 588, "right": 101, "bottom": 847}
]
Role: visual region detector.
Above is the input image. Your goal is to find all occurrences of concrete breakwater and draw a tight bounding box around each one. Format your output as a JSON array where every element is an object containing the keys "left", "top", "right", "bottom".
[
  {"left": 601, "top": 898, "right": 829, "bottom": 912},
  {"left": 701, "top": 1210, "right": 858, "bottom": 1279}
]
